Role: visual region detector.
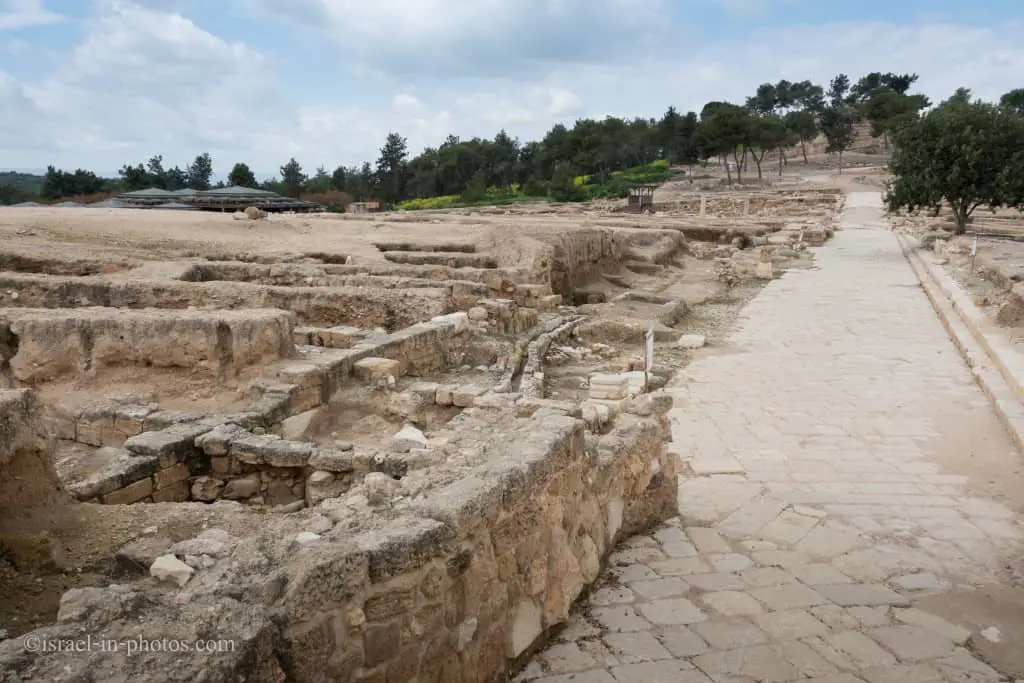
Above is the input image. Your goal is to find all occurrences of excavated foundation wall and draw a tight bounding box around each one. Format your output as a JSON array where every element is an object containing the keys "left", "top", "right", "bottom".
[
  {"left": 0, "top": 394, "right": 679, "bottom": 683},
  {"left": 661, "top": 189, "right": 843, "bottom": 217},
  {"left": 0, "top": 274, "right": 452, "bottom": 329},
  {"left": 0, "top": 308, "right": 295, "bottom": 383},
  {"left": 51, "top": 314, "right": 477, "bottom": 504},
  {"left": 510, "top": 228, "right": 626, "bottom": 300},
  {"left": 0, "top": 389, "right": 65, "bottom": 516}
]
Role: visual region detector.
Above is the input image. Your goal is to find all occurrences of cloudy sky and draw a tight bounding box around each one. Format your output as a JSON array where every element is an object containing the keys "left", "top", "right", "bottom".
[{"left": 0, "top": 0, "right": 1021, "bottom": 180}]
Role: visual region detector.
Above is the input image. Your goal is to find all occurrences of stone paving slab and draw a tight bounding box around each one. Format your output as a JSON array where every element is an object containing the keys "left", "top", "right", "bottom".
[{"left": 517, "top": 193, "right": 1023, "bottom": 683}]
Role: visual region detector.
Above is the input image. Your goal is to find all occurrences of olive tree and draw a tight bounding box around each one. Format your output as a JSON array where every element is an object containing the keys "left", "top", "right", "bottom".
[{"left": 885, "top": 99, "right": 1024, "bottom": 234}]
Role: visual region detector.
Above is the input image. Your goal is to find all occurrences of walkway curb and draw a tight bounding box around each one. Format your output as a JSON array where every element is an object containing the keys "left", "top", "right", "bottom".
[{"left": 897, "top": 233, "right": 1024, "bottom": 452}]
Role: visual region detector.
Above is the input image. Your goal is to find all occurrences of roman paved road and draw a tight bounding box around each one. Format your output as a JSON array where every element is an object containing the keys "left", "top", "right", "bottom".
[{"left": 517, "top": 192, "right": 1024, "bottom": 682}]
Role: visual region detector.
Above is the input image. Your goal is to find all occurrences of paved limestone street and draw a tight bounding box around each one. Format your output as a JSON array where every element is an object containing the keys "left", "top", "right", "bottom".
[{"left": 517, "top": 191, "right": 1024, "bottom": 683}]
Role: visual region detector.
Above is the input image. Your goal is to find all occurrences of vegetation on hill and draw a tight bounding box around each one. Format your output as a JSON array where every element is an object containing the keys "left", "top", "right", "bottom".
[{"left": 2, "top": 73, "right": 1022, "bottom": 216}]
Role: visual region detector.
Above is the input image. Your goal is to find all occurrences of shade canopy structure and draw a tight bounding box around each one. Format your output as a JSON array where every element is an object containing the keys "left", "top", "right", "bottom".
[{"left": 113, "top": 185, "right": 324, "bottom": 213}]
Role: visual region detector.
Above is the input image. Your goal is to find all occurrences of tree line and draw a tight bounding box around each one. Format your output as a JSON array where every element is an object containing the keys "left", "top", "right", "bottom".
[{"left": 2, "top": 74, "right": 1022, "bottom": 215}]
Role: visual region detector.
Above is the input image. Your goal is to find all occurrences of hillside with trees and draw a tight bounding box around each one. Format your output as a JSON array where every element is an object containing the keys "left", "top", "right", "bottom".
[{"left": 2, "top": 72, "right": 1021, "bottom": 219}]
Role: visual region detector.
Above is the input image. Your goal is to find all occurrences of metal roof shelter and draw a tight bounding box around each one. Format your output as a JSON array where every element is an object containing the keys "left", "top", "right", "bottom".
[{"left": 113, "top": 185, "right": 324, "bottom": 213}]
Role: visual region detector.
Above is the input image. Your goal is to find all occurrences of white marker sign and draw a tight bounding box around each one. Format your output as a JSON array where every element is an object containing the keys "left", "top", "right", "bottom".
[{"left": 645, "top": 326, "right": 655, "bottom": 372}]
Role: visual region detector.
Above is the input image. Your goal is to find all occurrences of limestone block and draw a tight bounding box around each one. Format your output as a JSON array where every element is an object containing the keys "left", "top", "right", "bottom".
[
  {"left": 191, "top": 476, "right": 224, "bottom": 502},
  {"left": 280, "top": 409, "right": 319, "bottom": 440},
  {"left": 390, "top": 424, "right": 428, "bottom": 453},
  {"left": 674, "top": 334, "right": 707, "bottom": 349},
  {"left": 657, "top": 300, "right": 688, "bottom": 327},
  {"left": 150, "top": 554, "right": 194, "bottom": 587},
  {"left": 222, "top": 475, "right": 261, "bottom": 500},
  {"left": 101, "top": 477, "right": 154, "bottom": 505},
  {"left": 506, "top": 600, "right": 543, "bottom": 658},
  {"left": 588, "top": 373, "right": 629, "bottom": 401},
  {"left": 452, "top": 385, "right": 488, "bottom": 408},
  {"left": 434, "top": 385, "right": 456, "bottom": 406},
  {"left": 353, "top": 357, "right": 401, "bottom": 382},
  {"left": 195, "top": 423, "right": 247, "bottom": 456},
  {"left": 231, "top": 433, "right": 312, "bottom": 467},
  {"left": 306, "top": 470, "right": 347, "bottom": 505},
  {"left": 123, "top": 423, "right": 212, "bottom": 468}
]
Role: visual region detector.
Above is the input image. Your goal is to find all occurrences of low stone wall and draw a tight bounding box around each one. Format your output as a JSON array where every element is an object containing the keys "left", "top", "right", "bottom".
[
  {"left": 0, "top": 307, "right": 295, "bottom": 383},
  {"left": 661, "top": 188, "right": 843, "bottom": 218},
  {"left": 0, "top": 389, "right": 66, "bottom": 516},
  {"left": 49, "top": 313, "right": 480, "bottom": 504},
  {"left": 0, "top": 274, "right": 452, "bottom": 329},
  {"left": 321, "top": 263, "right": 531, "bottom": 298},
  {"left": 276, "top": 313, "right": 474, "bottom": 412},
  {"left": 0, "top": 393, "right": 679, "bottom": 683}
]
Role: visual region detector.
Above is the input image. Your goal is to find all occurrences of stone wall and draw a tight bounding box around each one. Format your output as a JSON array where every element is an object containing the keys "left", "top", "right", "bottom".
[
  {"left": 518, "top": 228, "right": 625, "bottom": 298},
  {"left": 50, "top": 314, "right": 480, "bottom": 506},
  {"left": 659, "top": 188, "right": 843, "bottom": 218},
  {"left": 0, "top": 308, "right": 295, "bottom": 383},
  {"left": 0, "top": 274, "right": 452, "bottom": 329},
  {"left": 0, "top": 389, "right": 66, "bottom": 516},
  {"left": 0, "top": 392, "right": 679, "bottom": 683}
]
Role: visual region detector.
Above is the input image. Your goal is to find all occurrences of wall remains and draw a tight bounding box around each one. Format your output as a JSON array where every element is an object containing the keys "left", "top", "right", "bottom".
[
  {"left": 0, "top": 389, "right": 66, "bottom": 516},
  {"left": 0, "top": 308, "right": 295, "bottom": 383},
  {"left": 0, "top": 274, "right": 453, "bottom": 330},
  {"left": 0, "top": 392, "right": 679, "bottom": 683}
]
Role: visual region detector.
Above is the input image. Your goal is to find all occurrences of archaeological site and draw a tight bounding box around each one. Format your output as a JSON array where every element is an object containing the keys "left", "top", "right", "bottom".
[
  {"left": 0, "top": 178, "right": 850, "bottom": 681},
  {"left": 4, "top": 160, "right": 1024, "bottom": 683}
]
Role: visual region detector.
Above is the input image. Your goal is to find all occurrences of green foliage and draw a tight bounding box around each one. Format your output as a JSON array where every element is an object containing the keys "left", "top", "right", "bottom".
[
  {"left": 1000, "top": 88, "right": 1024, "bottom": 115},
  {"left": 885, "top": 99, "right": 1024, "bottom": 234},
  {"left": 187, "top": 152, "right": 214, "bottom": 190},
  {"left": 0, "top": 172, "right": 44, "bottom": 204},
  {"left": 40, "top": 166, "right": 110, "bottom": 199},
  {"left": 376, "top": 132, "right": 409, "bottom": 206},
  {"left": 279, "top": 157, "right": 306, "bottom": 198},
  {"left": 819, "top": 105, "right": 859, "bottom": 170},
  {"left": 227, "top": 162, "right": 257, "bottom": 188},
  {"left": 863, "top": 91, "right": 929, "bottom": 145}
]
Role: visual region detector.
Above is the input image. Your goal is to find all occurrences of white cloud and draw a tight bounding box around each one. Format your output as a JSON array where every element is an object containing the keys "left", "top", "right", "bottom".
[
  {"left": 1, "top": 1, "right": 1023, "bottom": 177},
  {"left": 0, "top": 0, "right": 61, "bottom": 30},
  {"left": 239, "top": 0, "right": 671, "bottom": 77},
  {"left": 712, "top": 0, "right": 801, "bottom": 17}
]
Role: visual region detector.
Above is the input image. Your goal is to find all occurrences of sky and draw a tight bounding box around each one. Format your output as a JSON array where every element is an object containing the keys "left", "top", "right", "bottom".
[{"left": 0, "top": 0, "right": 1021, "bottom": 180}]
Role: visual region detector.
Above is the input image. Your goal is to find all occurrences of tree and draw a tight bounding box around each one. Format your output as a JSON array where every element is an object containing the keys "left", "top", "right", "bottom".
[
  {"left": 228, "top": 162, "right": 257, "bottom": 188},
  {"left": 280, "top": 158, "right": 307, "bottom": 198},
  {"left": 39, "top": 166, "right": 107, "bottom": 199},
  {"left": 331, "top": 166, "right": 347, "bottom": 191},
  {"left": 784, "top": 110, "right": 818, "bottom": 164},
  {"left": 187, "top": 153, "right": 213, "bottom": 190},
  {"left": 375, "top": 132, "right": 409, "bottom": 206},
  {"left": 819, "top": 105, "right": 858, "bottom": 172},
  {"left": 885, "top": 100, "right": 1024, "bottom": 234},
  {"left": 827, "top": 74, "right": 851, "bottom": 106},
  {"left": 941, "top": 87, "right": 973, "bottom": 107},
  {"left": 696, "top": 102, "right": 751, "bottom": 184},
  {"left": 863, "top": 91, "right": 929, "bottom": 148},
  {"left": 999, "top": 88, "right": 1024, "bottom": 115}
]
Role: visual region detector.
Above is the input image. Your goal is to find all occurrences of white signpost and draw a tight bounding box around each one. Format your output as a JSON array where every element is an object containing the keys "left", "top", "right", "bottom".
[
  {"left": 970, "top": 234, "right": 978, "bottom": 274},
  {"left": 644, "top": 325, "right": 655, "bottom": 392}
]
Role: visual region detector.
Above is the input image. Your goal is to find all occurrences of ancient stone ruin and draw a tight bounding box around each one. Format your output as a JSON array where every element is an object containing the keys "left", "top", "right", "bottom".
[{"left": 0, "top": 186, "right": 841, "bottom": 681}]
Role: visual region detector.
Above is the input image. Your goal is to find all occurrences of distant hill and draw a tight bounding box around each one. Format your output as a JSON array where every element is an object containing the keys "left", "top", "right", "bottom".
[{"left": 0, "top": 171, "right": 44, "bottom": 195}]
